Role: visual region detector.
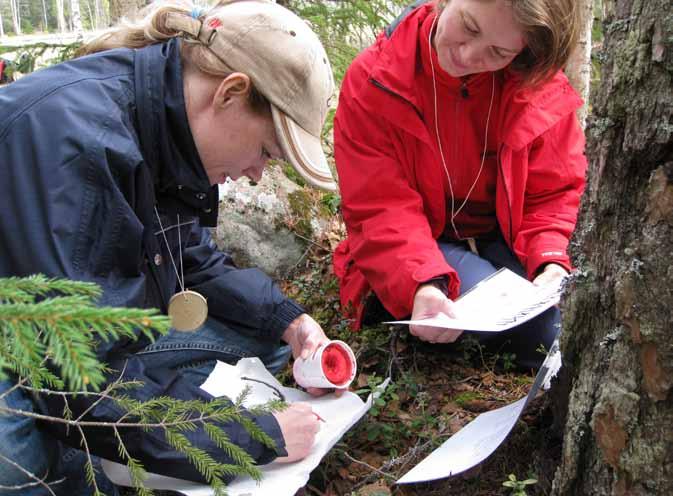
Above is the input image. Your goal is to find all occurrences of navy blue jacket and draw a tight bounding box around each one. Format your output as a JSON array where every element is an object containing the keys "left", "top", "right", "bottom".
[{"left": 0, "top": 39, "right": 304, "bottom": 482}]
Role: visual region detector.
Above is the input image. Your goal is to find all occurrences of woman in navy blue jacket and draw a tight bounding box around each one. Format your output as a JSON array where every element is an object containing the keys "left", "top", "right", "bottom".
[{"left": 0, "top": 0, "right": 336, "bottom": 493}]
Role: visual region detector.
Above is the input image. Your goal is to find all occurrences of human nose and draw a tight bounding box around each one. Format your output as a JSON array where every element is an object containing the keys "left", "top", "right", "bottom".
[
  {"left": 245, "top": 160, "right": 266, "bottom": 182},
  {"left": 460, "top": 42, "right": 484, "bottom": 66}
]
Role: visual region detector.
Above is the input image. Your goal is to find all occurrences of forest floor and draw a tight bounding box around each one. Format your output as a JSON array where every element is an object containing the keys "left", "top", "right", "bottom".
[{"left": 277, "top": 227, "right": 563, "bottom": 496}]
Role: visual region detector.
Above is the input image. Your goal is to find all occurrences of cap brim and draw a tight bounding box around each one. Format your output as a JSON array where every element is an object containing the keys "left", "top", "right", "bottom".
[{"left": 271, "top": 107, "right": 337, "bottom": 191}]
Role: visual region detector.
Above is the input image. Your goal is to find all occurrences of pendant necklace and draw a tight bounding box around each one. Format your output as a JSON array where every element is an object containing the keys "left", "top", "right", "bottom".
[{"left": 154, "top": 206, "right": 208, "bottom": 332}]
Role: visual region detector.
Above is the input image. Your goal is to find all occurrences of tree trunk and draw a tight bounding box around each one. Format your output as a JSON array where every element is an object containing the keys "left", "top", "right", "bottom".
[
  {"left": 56, "top": 0, "right": 66, "bottom": 32},
  {"left": 85, "top": 0, "right": 94, "bottom": 30},
  {"left": 0, "top": 8, "right": 5, "bottom": 38},
  {"left": 565, "top": 0, "right": 595, "bottom": 128},
  {"left": 70, "top": 0, "right": 83, "bottom": 34},
  {"left": 41, "top": 0, "right": 48, "bottom": 31},
  {"left": 552, "top": 0, "right": 673, "bottom": 495},
  {"left": 94, "top": 0, "right": 103, "bottom": 30},
  {"left": 10, "top": 0, "right": 22, "bottom": 35}
]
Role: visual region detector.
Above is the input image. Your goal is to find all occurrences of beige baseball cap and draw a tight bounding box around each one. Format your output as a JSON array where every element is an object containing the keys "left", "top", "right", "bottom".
[{"left": 166, "top": 0, "right": 337, "bottom": 190}]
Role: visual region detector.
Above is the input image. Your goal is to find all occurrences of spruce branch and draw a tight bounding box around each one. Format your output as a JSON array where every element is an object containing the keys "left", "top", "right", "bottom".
[
  {"left": 113, "top": 427, "right": 154, "bottom": 496},
  {"left": 78, "top": 424, "right": 102, "bottom": 496},
  {"left": 0, "top": 274, "right": 101, "bottom": 303},
  {"left": 0, "top": 276, "right": 282, "bottom": 493},
  {"left": 0, "top": 290, "right": 170, "bottom": 390}
]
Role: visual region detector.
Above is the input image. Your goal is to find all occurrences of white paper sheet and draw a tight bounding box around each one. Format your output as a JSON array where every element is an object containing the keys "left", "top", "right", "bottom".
[
  {"left": 388, "top": 268, "right": 564, "bottom": 332},
  {"left": 397, "top": 340, "right": 562, "bottom": 484},
  {"left": 103, "top": 358, "right": 388, "bottom": 495}
]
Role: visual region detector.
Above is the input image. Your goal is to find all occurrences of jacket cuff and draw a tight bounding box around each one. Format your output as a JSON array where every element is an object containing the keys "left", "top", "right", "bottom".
[
  {"left": 526, "top": 251, "right": 572, "bottom": 279},
  {"left": 252, "top": 412, "right": 287, "bottom": 462},
  {"left": 267, "top": 299, "right": 306, "bottom": 341}
]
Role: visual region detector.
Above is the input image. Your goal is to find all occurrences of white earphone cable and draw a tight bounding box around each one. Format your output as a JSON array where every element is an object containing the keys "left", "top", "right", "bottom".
[{"left": 428, "top": 15, "right": 495, "bottom": 240}]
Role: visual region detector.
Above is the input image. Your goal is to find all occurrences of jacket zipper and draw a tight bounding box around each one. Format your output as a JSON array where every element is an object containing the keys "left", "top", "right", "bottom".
[{"left": 370, "top": 78, "right": 424, "bottom": 120}]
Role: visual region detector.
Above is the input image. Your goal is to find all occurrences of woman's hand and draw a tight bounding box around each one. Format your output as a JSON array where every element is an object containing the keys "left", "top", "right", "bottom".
[
  {"left": 410, "top": 284, "right": 463, "bottom": 343},
  {"left": 533, "top": 263, "right": 568, "bottom": 287},
  {"left": 273, "top": 402, "right": 320, "bottom": 463},
  {"left": 282, "top": 314, "right": 346, "bottom": 397},
  {"left": 282, "top": 313, "right": 329, "bottom": 360}
]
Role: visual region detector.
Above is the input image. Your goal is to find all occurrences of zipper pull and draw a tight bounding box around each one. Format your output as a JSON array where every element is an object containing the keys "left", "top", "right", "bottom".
[{"left": 460, "top": 81, "right": 469, "bottom": 99}]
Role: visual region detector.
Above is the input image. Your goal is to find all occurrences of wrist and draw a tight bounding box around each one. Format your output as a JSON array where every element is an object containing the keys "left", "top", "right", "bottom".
[
  {"left": 282, "top": 313, "right": 306, "bottom": 343},
  {"left": 421, "top": 276, "right": 449, "bottom": 295}
]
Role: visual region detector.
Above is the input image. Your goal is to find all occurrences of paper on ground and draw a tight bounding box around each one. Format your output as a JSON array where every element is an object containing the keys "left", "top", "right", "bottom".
[
  {"left": 397, "top": 340, "right": 562, "bottom": 484},
  {"left": 387, "top": 268, "right": 564, "bottom": 332},
  {"left": 103, "top": 358, "right": 388, "bottom": 495}
]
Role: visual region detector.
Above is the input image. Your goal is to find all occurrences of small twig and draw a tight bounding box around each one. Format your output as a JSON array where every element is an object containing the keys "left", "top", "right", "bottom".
[
  {"left": 0, "top": 376, "right": 28, "bottom": 400},
  {"left": 339, "top": 450, "right": 394, "bottom": 479},
  {"left": 289, "top": 229, "right": 330, "bottom": 252},
  {"left": 240, "top": 376, "right": 286, "bottom": 402},
  {"left": 0, "top": 404, "right": 229, "bottom": 430},
  {"left": 76, "top": 361, "right": 129, "bottom": 422},
  {"left": 455, "top": 374, "right": 480, "bottom": 384},
  {"left": 77, "top": 424, "right": 100, "bottom": 495},
  {"left": 0, "top": 452, "right": 60, "bottom": 496},
  {"left": 388, "top": 326, "right": 405, "bottom": 378},
  {"left": 288, "top": 245, "right": 312, "bottom": 275}
]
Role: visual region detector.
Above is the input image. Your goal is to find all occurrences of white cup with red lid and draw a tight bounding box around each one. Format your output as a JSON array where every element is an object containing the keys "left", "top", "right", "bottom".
[{"left": 293, "top": 340, "right": 357, "bottom": 389}]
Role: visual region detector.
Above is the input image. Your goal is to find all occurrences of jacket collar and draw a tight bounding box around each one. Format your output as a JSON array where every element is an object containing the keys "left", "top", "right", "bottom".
[
  {"left": 367, "top": 3, "right": 583, "bottom": 150},
  {"left": 134, "top": 39, "right": 218, "bottom": 226}
]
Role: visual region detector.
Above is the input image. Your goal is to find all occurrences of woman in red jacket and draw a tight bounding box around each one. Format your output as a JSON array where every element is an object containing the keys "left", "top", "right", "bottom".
[{"left": 333, "top": 0, "right": 587, "bottom": 368}]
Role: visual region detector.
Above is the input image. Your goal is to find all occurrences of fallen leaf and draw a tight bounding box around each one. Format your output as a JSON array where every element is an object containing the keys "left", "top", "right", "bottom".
[
  {"left": 357, "top": 482, "right": 391, "bottom": 496},
  {"left": 441, "top": 401, "right": 460, "bottom": 415},
  {"left": 462, "top": 399, "right": 495, "bottom": 413},
  {"left": 481, "top": 371, "right": 495, "bottom": 386},
  {"left": 357, "top": 373, "right": 369, "bottom": 388}
]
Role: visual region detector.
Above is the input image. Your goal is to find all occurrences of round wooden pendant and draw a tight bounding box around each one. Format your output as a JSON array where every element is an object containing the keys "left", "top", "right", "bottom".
[{"left": 168, "top": 290, "right": 208, "bottom": 332}]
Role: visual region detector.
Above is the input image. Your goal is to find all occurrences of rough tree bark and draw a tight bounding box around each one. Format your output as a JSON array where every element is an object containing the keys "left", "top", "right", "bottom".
[{"left": 552, "top": 0, "right": 673, "bottom": 495}]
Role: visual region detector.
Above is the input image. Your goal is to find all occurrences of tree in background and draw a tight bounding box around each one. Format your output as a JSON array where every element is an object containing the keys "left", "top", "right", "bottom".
[
  {"left": 552, "top": 0, "right": 673, "bottom": 493},
  {"left": 108, "top": 0, "right": 142, "bottom": 24}
]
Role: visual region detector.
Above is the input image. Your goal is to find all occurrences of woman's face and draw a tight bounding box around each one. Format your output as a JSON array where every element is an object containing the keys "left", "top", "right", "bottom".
[
  {"left": 433, "top": 0, "right": 526, "bottom": 77},
  {"left": 187, "top": 73, "right": 283, "bottom": 185}
]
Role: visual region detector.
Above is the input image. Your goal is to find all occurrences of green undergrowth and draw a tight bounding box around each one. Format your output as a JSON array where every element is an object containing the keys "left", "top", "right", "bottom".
[{"left": 279, "top": 237, "right": 561, "bottom": 496}]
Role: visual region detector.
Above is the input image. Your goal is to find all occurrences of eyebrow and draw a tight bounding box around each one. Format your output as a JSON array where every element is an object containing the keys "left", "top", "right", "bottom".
[{"left": 463, "top": 11, "right": 521, "bottom": 54}]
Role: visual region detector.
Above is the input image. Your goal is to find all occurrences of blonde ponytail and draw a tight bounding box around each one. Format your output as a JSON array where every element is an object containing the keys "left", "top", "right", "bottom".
[{"left": 77, "top": 2, "right": 202, "bottom": 56}]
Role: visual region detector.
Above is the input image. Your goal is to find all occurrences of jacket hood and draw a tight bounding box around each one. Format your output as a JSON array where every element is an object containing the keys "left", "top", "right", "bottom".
[{"left": 134, "top": 39, "right": 219, "bottom": 225}]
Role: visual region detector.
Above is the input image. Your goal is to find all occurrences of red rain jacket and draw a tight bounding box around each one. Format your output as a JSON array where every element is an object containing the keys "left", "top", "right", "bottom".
[{"left": 333, "top": 3, "right": 588, "bottom": 327}]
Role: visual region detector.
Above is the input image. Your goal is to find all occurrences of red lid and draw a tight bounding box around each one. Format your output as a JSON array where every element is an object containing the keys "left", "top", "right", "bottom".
[{"left": 321, "top": 343, "right": 353, "bottom": 385}]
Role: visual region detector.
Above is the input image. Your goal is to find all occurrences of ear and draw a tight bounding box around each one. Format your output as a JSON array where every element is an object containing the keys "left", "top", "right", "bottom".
[{"left": 213, "top": 72, "right": 252, "bottom": 109}]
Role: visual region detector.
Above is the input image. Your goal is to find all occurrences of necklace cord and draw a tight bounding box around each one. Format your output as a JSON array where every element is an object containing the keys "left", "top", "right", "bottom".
[
  {"left": 154, "top": 206, "right": 186, "bottom": 293},
  {"left": 429, "top": 15, "right": 495, "bottom": 240},
  {"left": 177, "top": 213, "right": 185, "bottom": 296}
]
